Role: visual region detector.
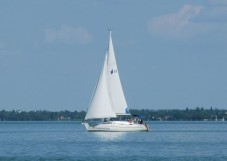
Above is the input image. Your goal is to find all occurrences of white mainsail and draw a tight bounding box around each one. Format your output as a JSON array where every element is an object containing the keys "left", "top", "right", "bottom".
[
  {"left": 85, "top": 54, "right": 117, "bottom": 120},
  {"left": 85, "top": 31, "right": 129, "bottom": 120},
  {"left": 107, "top": 32, "right": 129, "bottom": 115}
]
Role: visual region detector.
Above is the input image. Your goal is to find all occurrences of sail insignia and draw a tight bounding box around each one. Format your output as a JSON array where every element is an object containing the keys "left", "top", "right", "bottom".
[{"left": 110, "top": 69, "right": 118, "bottom": 75}]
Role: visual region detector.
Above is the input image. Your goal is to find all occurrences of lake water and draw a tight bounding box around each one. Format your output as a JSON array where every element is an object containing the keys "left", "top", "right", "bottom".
[{"left": 0, "top": 121, "right": 227, "bottom": 161}]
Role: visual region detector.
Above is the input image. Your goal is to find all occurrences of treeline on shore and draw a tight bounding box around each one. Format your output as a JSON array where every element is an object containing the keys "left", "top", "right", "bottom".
[{"left": 0, "top": 107, "right": 226, "bottom": 121}]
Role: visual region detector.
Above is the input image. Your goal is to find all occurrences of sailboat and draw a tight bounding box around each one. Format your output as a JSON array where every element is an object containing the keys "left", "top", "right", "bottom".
[{"left": 83, "top": 31, "right": 149, "bottom": 132}]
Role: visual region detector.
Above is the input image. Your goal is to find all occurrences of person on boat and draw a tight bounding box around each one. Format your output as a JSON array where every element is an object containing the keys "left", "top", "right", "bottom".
[{"left": 139, "top": 119, "right": 144, "bottom": 124}]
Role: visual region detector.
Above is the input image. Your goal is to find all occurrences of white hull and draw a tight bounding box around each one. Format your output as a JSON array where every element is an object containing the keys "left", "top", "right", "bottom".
[{"left": 83, "top": 121, "right": 149, "bottom": 132}]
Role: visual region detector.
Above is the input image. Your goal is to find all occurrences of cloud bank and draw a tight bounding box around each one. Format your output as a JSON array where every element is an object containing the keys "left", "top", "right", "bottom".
[
  {"left": 45, "top": 25, "right": 92, "bottom": 44},
  {"left": 148, "top": 4, "right": 204, "bottom": 39}
]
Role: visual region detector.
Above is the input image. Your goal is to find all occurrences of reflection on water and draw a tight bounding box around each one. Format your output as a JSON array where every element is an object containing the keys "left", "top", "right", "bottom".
[
  {"left": 93, "top": 132, "right": 126, "bottom": 141},
  {"left": 92, "top": 132, "right": 128, "bottom": 156}
]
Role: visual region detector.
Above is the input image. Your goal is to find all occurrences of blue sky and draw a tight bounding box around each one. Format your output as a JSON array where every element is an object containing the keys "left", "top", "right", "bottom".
[{"left": 0, "top": 0, "right": 227, "bottom": 111}]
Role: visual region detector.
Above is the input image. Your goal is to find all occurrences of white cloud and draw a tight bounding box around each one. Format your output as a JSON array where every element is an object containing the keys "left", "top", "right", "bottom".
[
  {"left": 148, "top": 4, "right": 204, "bottom": 38},
  {"left": 45, "top": 25, "right": 92, "bottom": 44}
]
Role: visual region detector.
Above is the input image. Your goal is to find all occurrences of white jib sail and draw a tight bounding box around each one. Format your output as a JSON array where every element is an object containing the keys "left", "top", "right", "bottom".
[
  {"left": 107, "top": 31, "right": 129, "bottom": 115},
  {"left": 85, "top": 54, "right": 117, "bottom": 120}
]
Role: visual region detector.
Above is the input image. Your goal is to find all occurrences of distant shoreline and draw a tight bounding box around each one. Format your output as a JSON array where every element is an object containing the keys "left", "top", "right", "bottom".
[{"left": 0, "top": 107, "right": 226, "bottom": 121}]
